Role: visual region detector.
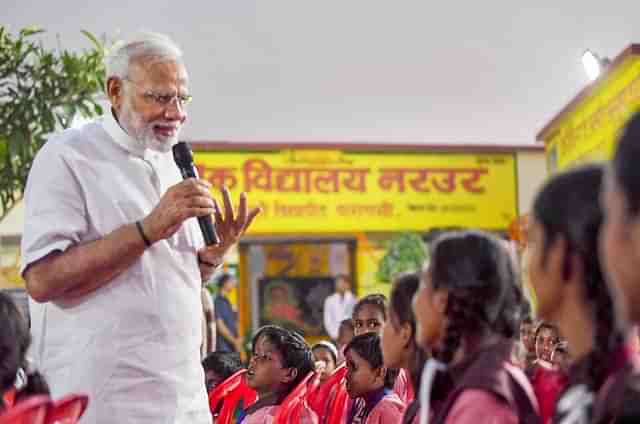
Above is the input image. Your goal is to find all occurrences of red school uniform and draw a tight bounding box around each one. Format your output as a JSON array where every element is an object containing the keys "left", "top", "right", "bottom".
[{"left": 530, "top": 361, "right": 567, "bottom": 424}]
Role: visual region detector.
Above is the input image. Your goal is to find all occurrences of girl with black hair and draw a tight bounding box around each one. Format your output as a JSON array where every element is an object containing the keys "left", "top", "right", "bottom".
[
  {"left": 312, "top": 341, "right": 338, "bottom": 385},
  {"left": 243, "top": 325, "right": 316, "bottom": 423},
  {"left": 413, "top": 230, "right": 539, "bottom": 424},
  {"left": 353, "top": 293, "right": 412, "bottom": 403},
  {"left": 381, "top": 272, "right": 429, "bottom": 424},
  {"left": 594, "top": 111, "right": 640, "bottom": 421},
  {"left": 528, "top": 322, "right": 564, "bottom": 424},
  {"left": 345, "top": 332, "right": 405, "bottom": 423},
  {"left": 352, "top": 294, "right": 388, "bottom": 337},
  {"left": 528, "top": 163, "right": 637, "bottom": 423},
  {"left": 533, "top": 322, "right": 560, "bottom": 366},
  {"left": 0, "top": 292, "right": 50, "bottom": 412}
]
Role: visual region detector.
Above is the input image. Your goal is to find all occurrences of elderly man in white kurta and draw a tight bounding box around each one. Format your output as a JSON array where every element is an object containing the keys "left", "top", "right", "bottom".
[{"left": 20, "top": 32, "right": 260, "bottom": 423}]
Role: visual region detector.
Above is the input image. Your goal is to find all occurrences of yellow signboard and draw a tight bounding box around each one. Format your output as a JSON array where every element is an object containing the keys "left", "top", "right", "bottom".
[
  {"left": 194, "top": 149, "right": 517, "bottom": 234},
  {"left": 540, "top": 49, "right": 640, "bottom": 172}
]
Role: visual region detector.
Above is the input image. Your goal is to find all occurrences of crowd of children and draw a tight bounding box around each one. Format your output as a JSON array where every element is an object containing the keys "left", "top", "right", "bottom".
[{"left": 196, "top": 229, "right": 574, "bottom": 424}]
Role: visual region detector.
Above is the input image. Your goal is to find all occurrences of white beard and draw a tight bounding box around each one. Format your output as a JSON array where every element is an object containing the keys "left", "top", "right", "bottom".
[{"left": 120, "top": 97, "right": 181, "bottom": 153}]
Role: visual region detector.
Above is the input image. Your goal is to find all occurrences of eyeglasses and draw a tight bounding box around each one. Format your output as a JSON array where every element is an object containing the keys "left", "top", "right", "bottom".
[{"left": 123, "top": 78, "right": 193, "bottom": 107}]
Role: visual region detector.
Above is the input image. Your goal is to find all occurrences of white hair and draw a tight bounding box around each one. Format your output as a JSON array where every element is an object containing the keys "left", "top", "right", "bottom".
[{"left": 104, "top": 31, "right": 183, "bottom": 86}]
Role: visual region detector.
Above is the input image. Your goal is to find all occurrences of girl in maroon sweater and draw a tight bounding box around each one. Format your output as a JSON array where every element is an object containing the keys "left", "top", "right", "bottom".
[
  {"left": 413, "top": 230, "right": 540, "bottom": 424},
  {"left": 380, "top": 273, "right": 428, "bottom": 424},
  {"left": 599, "top": 112, "right": 640, "bottom": 422},
  {"left": 529, "top": 163, "right": 640, "bottom": 423}
]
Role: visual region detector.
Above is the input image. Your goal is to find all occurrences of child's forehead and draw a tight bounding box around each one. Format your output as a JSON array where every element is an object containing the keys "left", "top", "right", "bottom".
[
  {"left": 313, "top": 346, "right": 332, "bottom": 357},
  {"left": 354, "top": 303, "right": 385, "bottom": 319},
  {"left": 253, "top": 335, "right": 281, "bottom": 355},
  {"left": 538, "top": 327, "right": 555, "bottom": 337}
]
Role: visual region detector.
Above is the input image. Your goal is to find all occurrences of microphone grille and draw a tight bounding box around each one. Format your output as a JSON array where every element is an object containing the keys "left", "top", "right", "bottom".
[{"left": 172, "top": 141, "right": 193, "bottom": 167}]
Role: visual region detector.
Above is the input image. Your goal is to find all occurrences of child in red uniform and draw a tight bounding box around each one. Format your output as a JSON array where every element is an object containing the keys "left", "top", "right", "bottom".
[
  {"left": 0, "top": 292, "right": 49, "bottom": 413},
  {"left": 380, "top": 273, "right": 428, "bottom": 424},
  {"left": 534, "top": 323, "right": 559, "bottom": 365},
  {"left": 242, "top": 325, "right": 315, "bottom": 424},
  {"left": 413, "top": 230, "right": 540, "bottom": 424},
  {"left": 345, "top": 333, "right": 405, "bottom": 423},
  {"left": 312, "top": 341, "right": 338, "bottom": 386},
  {"left": 528, "top": 323, "right": 564, "bottom": 424},
  {"left": 202, "top": 352, "right": 244, "bottom": 393}
]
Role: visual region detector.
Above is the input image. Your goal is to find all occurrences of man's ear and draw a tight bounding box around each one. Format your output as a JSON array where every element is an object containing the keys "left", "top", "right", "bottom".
[{"left": 106, "top": 77, "right": 124, "bottom": 113}]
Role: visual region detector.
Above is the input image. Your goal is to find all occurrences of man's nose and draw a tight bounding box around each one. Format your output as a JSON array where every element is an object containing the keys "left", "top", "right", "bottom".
[{"left": 164, "top": 99, "right": 186, "bottom": 121}]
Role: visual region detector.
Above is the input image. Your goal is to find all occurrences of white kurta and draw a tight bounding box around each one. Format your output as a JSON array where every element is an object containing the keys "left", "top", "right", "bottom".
[
  {"left": 323, "top": 291, "right": 356, "bottom": 340},
  {"left": 20, "top": 112, "right": 211, "bottom": 423}
]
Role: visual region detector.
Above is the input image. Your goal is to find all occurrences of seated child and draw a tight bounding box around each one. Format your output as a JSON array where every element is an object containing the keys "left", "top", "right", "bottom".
[
  {"left": 380, "top": 273, "right": 428, "bottom": 424},
  {"left": 352, "top": 294, "right": 388, "bottom": 337},
  {"left": 337, "top": 319, "right": 355, "bottom": 365},
  {"left": 202, "top": 352, "right": 244, "bottom": 393},
  {"left": 0, "top": 292, "right": 49, "bottom": 412},
  {"left": 413, "top": 230, "right": 539, "bottom": 423},
  {"left": 312, "top": 341, "right": 338, "bottom": 385},
  {"left": 550, "top": 342, "right": 570, "bottom": 375},
  {"left": 243, "top": 325, "right": 315, "bottom": 424},
  {"left": 531, "top": 323, "right": 564, "bottom": 424},
  {"left": 353, "top": 294, "right": 411, "bottom": 403},
  {"left": 345, "top": 332, "right": 405, "bottom": 423}
]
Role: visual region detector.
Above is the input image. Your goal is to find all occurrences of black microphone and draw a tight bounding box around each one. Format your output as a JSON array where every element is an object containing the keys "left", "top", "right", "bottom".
[{"left": 172, "top": 141, "right": 219, "bottom": 245}]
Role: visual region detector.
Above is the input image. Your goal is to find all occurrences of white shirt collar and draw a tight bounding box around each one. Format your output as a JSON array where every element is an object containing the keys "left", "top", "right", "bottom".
[{"left": 102, "top": 108, "right": 146, "bottom": 158}]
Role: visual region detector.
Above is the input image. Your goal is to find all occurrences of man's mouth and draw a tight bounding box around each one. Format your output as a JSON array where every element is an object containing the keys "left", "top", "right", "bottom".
[{"left": 153, "top": 124, "right": 178, "bottom": 137}]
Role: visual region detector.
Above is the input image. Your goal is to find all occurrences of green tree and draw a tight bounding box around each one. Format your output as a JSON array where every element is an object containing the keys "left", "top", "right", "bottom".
[
  {"left": 376, "top": 232, "right": 429, "bottom": 283},
  {"left": 0, "top": 26, "right": 106, "bottom": 220}
]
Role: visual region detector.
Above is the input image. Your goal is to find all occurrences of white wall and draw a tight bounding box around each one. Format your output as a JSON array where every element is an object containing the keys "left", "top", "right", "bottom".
[
  {"left": 517, "top": 150, "right": 547, "bottom": 215},
  {"left": 6, "top": 0, "right": 640, "bottom": 144}
]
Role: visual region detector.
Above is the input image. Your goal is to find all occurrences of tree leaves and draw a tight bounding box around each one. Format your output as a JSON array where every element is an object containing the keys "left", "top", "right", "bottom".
[
  {"left": 0, "top": 26, "right": 106, "bottom": 220},
  {"left": 19, "top": 26, "right": 44, "bottom": 37},
  {"left": 376, "top": 232, "right": 429, "bottom": 283}
]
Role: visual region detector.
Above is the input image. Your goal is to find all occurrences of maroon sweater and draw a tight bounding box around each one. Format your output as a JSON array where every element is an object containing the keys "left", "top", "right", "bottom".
[
  {"left": 553, "top": 342, "right": 640, "bottom": 424},
  {"left": 430, "top": 340, "right": 541, "bottom": 424}
]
